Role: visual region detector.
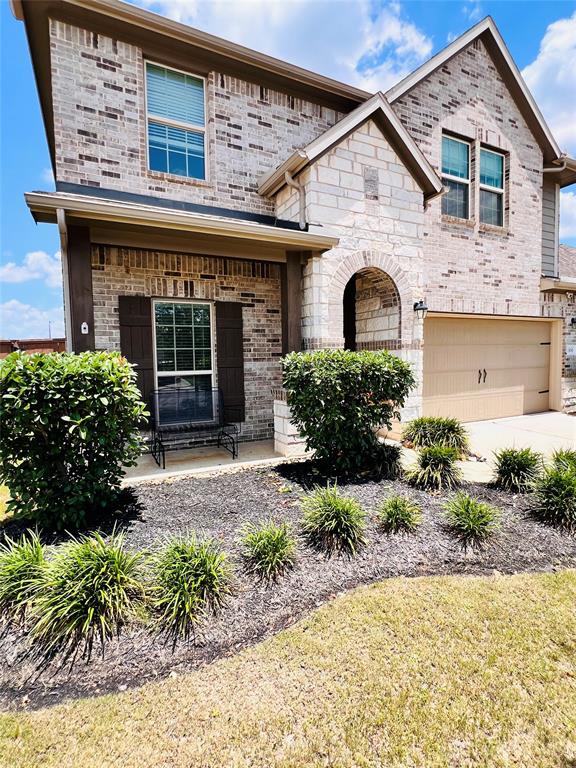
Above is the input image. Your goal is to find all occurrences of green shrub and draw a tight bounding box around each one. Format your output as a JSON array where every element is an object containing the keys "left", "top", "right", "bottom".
[
  {"left": 377, "top": 495, "right": 421, "bottom": 534},
  {"left": 551, "top": 448, "right": 576, "bottom": 473},
  {"left": 282, "top": 349, "right": 415, "bottom": 475},
  {"left": 151, "top": 536, "right": 232, "bottom": 643},
  {"left": 532, "top": 467, "right": 576, "bottom": 532},
  {"left": 407, "top": 445, "right": 462, "bottom": 491},
  {"left": 493, "top": 447, "right": 542, "bottom": 493},
  {"left": 0, "top": 351, "right": 147, "bottom": 530},
  {"left": 29, "top": 531, "right": 144, "bottom": 662},
  {"left": 0, "top": 531, "right": 46, "bottom": 621},
  {"left": 402, "top": 416, "right": 469, "bottom": 455},
  {"left": 240, "top": 520, "right": 297, "bottom": 582},
  {"left": 301, "top": 484, "right": 367, "bottom": 557},
  {"left": 444, "top": 492, "right": 501, "bottom": 546}
]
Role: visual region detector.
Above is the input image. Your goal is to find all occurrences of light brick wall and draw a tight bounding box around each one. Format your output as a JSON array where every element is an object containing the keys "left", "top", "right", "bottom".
[
  {"left": 392, "top": 38, "right": 544, "bottom": 318},
  {"left": 49, "top": 19, "right": 344, "bottom": 216},
  {"left": 91, "top": 245, "right": 282, "bottom": 439}
]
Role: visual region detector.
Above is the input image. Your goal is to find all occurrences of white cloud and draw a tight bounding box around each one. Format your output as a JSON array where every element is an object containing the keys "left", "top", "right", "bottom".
[
  {"left": 560, "top": 190, "right": 576, "bottom": 240},
  {"left": 0, "top": 300, "right": 65, "bottom": 340},
  {"left": 522, "top": 12, "right": 576, "bottom": 155},
  {"left": 0, "top": 250, "right": 62, "bottom": 289},
  {"left": 462, "top": 0, "right": 482, "bottom": 23},
  {"left": 41, "top": 167, "right": 55, "bottom": 185},
  {"left": 131, "top": 0, "right": 433, "bottom": 92}
]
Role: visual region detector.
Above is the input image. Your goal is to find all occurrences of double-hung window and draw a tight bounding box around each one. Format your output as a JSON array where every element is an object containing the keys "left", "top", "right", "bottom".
[
  {"left": 146, "top": 62, "right": 206, "bottom": 180},
  {"left": 441, "top": 135, "right": 470, "bottom": 219},
  {"left": 154, "top": 300, "right": 213, "bottom": 391},
  {"left": 479, "top": 148, "right": 504, "bottom": 227}
]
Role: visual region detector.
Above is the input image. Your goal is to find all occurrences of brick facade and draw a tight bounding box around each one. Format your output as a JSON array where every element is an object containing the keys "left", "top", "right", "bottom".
[
  {"left": 49, "top": 19, "right": 344, "bottom": 216},
  {"left": 45, "top": 15, "right": 573, "bottom": 421},
  {"left": 392, "top": 38, "right": 544, "bottom": 318},
  {"left": 91, "top": 245, "right": 282, "bottom": 439}
]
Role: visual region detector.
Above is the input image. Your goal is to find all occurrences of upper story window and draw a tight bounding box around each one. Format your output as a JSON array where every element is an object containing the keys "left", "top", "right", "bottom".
[
  {"left": 479, "top": 148, "right": 504, "bottom": 227},
  {"left": 441, "top": 136, "right": 470, "bottom": 219},
  {"left": 146, "top": 62, "right": 206, "bottom": 180}
]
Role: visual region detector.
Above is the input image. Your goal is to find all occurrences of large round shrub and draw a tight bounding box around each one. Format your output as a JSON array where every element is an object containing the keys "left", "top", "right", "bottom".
[
  {"left": 0, "top": 351, "right": 147, "bottom": 529},
  {"left": 282, "top": 349, "right": 414, "bottom": 475}
]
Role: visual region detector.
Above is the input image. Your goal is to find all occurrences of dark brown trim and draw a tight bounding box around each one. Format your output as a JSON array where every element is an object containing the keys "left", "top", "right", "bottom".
[
  {"left": 280, "top": 252, "right": 302, "bottom": 355},
  {"left": 67, "top": 225, "right": 95, "bottom": 352},
  {"left": 343, "top": 273, "right": 356, "bottom": 351}
]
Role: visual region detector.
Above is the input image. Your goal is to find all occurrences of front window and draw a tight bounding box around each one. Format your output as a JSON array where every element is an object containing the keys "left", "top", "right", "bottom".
[
  {"left": 146, "top": 62, "right": 206, "bottom": 180},
  {"left": 479, "top": 148, "right": 504, "bottom": 226},
  {"left": 153, "top": 300, "right": 213, "bottom": 424},
  {"left": 441, "top": 136, "right": 470, "bottom": 219}
]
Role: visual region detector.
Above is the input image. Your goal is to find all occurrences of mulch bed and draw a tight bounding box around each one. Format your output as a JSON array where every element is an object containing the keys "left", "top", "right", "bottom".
[{"left": 1, "top": 461, "right": 576, "bottom": 711}]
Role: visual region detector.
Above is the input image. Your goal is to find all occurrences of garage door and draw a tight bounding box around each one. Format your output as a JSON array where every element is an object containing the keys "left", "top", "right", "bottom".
[{"left": 422, "top": 317, "right": 551, "bottom": 422}]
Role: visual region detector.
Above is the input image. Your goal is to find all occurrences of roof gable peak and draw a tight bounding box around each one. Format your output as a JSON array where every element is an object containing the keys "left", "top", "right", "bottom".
[{"left": 386, "top": 15, "right": 561, "bottom": 164}]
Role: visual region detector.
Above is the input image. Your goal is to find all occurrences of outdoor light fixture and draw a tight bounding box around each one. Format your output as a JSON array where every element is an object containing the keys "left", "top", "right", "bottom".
[
  {"left": 413, "top": 300, "right": 429, "bottom": 320},
  {"left": 571, "top": 317, "right": 576, "bottom": 326}
]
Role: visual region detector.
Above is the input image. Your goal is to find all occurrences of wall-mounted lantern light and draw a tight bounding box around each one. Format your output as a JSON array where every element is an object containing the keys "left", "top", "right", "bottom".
[
  {"left": 571, "top": 317, "right": 576, "bottom": 327},
  {"left": 413, "top": 300, "right": 429, "bottom": 320}
]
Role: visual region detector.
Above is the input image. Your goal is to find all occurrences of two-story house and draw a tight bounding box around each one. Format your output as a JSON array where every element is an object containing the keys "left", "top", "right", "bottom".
[{"left": 11, "top": 0, "right": 576, "bottom": 453}]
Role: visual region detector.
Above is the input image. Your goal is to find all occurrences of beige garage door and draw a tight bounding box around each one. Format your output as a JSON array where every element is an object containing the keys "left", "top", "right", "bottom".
[{"left": 422, "top": 317, "right": 551, "bottom": 422}]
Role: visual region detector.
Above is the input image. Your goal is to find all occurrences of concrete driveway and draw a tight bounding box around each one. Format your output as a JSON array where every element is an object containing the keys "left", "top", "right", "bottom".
[{"left": 467, "top": 411, "right": 575, "bottom": 464}]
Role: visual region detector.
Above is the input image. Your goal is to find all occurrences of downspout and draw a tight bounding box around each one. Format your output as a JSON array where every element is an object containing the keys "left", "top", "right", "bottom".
[
  {"left": 543, "top": 155, "right": 567, "bottom": 174},
  {"left": 284, "top": 171, "right": 307, "bottom": 230},
  {"left": 57, "top": 208, "right": 73, "bottom": 352}
]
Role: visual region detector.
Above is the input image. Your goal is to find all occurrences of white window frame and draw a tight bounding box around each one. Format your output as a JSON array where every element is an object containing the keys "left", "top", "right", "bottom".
[
  {"left": 152, "top": 298, "right": 214, "bottom": 388},
  {"left": 144, "top": 60, "right": 208, "bottom": 181},
  {"left": 441, "top": 134, "right": 471, "bottom": 220},
  {"left": 479, "top": 146, "right": 505, "bottom": 226}
]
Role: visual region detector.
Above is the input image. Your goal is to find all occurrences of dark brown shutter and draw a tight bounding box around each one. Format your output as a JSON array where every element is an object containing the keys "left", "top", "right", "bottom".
[
  {"left": 118, "top": 296, "right": 154, "bottom": 406},
  {"left": 215, "top": 302, "right": 245, "bottom": 423}
]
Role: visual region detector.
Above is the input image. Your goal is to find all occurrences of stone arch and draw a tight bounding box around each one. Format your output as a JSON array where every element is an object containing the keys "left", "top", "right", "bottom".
[{"left": 327, "top": 251, "right": 414, "bottom": 348}]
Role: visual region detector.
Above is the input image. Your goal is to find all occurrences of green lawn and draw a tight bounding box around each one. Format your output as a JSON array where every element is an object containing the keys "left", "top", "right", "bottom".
[{"left": 2, "top": 571, "right": 575, "bottom": 768}]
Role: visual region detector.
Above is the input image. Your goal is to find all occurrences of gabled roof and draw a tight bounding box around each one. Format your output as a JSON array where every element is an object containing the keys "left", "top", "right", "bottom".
[
  {"left": 258, "top": 93, "right": 443, "bottom": 202},
  {"left": 386, "top": 16, "right": 562, "bottom": 165}
]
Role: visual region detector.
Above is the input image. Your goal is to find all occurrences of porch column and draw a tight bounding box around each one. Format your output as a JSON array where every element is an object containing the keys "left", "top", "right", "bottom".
[
  {"left": 67, "top": 225, "right": 95, "bottom": 352},
  {"left": 280, "top": 251, "right": 303, "bottom": 354}
]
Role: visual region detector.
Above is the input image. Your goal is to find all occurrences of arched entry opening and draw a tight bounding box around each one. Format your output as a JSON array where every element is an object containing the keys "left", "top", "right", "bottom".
[{"left": 343, "top": 267, "right": 401, "bottom": 351}]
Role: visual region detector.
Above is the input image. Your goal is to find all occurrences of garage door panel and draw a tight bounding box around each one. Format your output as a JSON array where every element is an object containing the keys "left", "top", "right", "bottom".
[{"left": 423, "top": 317, "right": 551, "bottom": 423}]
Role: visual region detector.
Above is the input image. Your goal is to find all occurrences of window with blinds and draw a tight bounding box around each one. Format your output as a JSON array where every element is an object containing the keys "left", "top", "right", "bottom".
[
  {"left": 145, "top": 62, "right": 206, "bottom": 180},
  {"left": 441, "top": 135, "right": 470, "bottom": 219},
  {"left": 479, "top": 148, "right": 504, "bottom": 227}
]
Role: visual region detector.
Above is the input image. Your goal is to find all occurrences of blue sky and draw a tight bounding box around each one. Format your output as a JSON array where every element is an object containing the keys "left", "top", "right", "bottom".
[{"left": 1, "top": 0, "right": 575, "bottom": 338}]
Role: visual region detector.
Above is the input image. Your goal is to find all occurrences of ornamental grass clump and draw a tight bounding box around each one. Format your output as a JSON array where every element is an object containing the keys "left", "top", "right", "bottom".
[
  {"left": 532, "top": 467, "right": 576, "bottom": 532},
  {"left": 301, "top": 484, "right": 367, "bottom": 557},
  {"left": 151, "top": 536, "right": 233, "bottom": 644},
  {"left": 444, "top": 492, "right": 501, "bottom": 547},
  {"left": 28, "top": 531, "right": 144, "bottom": 663},
  {"left": 551, "top": 448, "right": 576, "bottom": 473},
  {"left": 0, "top": 531, "right": 46, "bottom": 622},
  {"left": 0, "top": 351, "right": 147, "bottom": 529},
  {"left": 377, "top": 495, "right": 422, "bottom": 534},
  {"left": 402, "top": 416, "right": 469, "bottom": 456},
  {"left": 240, "top": 520, "right": 297, "bottom": 582},
  {"left": 493, "top": 447, "right": 542, "bottom": 493},
  {"left": 407, "top": 445, "right": 462, "bottom": 491}
]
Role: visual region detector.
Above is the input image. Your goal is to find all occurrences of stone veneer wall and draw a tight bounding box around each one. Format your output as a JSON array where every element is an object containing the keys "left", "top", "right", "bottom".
[
  {"left": 49, "top": 20, "right": 344, "bottom": 216},
  {"left": 392, "top": 38, "right": 544, "bottom": 318},
  {"left": 91, "top": 245, "right": 282, "bottom": 439}
]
